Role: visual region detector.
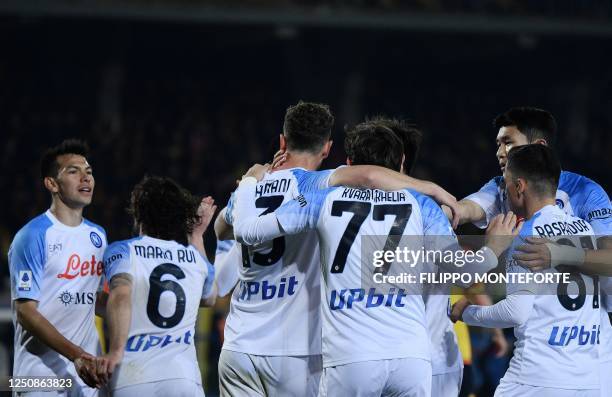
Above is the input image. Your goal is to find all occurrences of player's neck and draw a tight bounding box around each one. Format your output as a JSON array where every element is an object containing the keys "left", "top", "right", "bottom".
[
  {"left": 49, "top": 199, "right": 84, "bottom": 227},
  {"left": 524, "top": 196, "right": 557, "bottom": 220},
  {"left": 275, "top": 151, "right": 321, "bottom": 171}
]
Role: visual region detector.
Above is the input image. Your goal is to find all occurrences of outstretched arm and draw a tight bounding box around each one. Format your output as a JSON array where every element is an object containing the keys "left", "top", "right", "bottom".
[
  {"left": 442, "top": 199, "right": 487, "bottom": 227},
  {"left": 514, "top": 237, "right": 612, "bottom": 276},
  {"left": 328, "top": 165, "right": 461, "bottom": 228},
  {"left": 452, "top": 293, "right": 535, "bottom": 328}
]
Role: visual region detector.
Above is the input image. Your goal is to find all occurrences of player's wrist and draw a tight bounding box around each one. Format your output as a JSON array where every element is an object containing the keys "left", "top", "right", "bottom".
[
  {"left": 68, "top": 346, "right": 86, "bottom": 362},
  {"left": 547, "top": 243, "right": 585, "bottom": 267}
]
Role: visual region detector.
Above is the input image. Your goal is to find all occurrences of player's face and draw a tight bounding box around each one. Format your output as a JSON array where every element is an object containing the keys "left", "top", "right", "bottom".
[
  {"left": 496, "top": 126, "right": 529, "bottom": 173},
  {"left": 503, "top": 169, "right": 524, "bottom": 216},
  {"left": 52, "top": 154, "right": 95, "bottom": 208}
]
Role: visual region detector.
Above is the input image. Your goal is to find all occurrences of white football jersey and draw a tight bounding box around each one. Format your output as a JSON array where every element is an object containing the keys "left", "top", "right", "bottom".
[
  {"left": 8, "top": 210, "right": 106, "bottom": 384},
  {"left": 222, "top": 168, "right": 331, "bottom": 356},
  {"left": 275, "top": 186, "right": 457, "bottom": 368},
  {"left": 503, "top": 205, "right": 601, "bottom": 389},
  {"left": 600, "top": 277, "right": 612, "bottom": 364},
  {"left": 464, "top": 171, "right": 612, "bottom": 234},
  {"left": 103, "top": 236, "right": 214, "bottom": 390}
]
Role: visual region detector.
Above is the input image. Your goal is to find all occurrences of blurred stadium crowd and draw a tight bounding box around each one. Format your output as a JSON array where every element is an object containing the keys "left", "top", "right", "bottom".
[{"left": 1, "top": 6, "right": 611, "bottom": 395}]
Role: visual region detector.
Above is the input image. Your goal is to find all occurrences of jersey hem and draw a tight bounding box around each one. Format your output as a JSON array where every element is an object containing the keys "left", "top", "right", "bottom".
[
  {"left": 322, "top": 352, "right": 431, "bottom": 368},
  {"left": 222, "top": 345, "right": 321, "bottom": 357},
  {"left": 501, "top": 377, "right": 599, "bottom": 390},
  {"left": 112, "top": 377, "right": 203, "bottom": 391}
]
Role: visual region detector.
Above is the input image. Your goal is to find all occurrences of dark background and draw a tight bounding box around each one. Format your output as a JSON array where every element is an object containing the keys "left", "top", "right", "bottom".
[{"left": 1, "top": 1, "right": 611, "bottom": 395}]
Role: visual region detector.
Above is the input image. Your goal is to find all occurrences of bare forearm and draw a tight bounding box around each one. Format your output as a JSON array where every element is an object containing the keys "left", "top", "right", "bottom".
[
  {"left": 331, "top": 165, "right": 435, "bottom": 193},
  {"left": 95, "top": 291, "right": 108, "bottom": 318},
  {"left": 17, "top": 303, "right": 83, "bottom": 361},
  {"left": 580, "top": 249, "right": 612, "bottom": 276},
  {"left": 106, "top": 286, "right": 132, "bottom": 355},
  {"left": 189, "top": 232, "right": 208, "bottom": 260},
  {"left": 456, "top": 199, "right": 486, "bottom": 225}
]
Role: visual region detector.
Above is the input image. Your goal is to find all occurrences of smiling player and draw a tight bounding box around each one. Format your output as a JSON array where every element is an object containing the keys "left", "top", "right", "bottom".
[{"left": 8, "top": 139, "right": 106, "bottom": 396}]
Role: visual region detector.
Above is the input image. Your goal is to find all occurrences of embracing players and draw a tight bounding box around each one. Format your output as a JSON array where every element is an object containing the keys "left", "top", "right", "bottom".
[
  {"left": 452, "top": 144, "right": 602, "bottom": 397},
  {"left": 231, "top": 119, "right": 517, "bottom": 396}
]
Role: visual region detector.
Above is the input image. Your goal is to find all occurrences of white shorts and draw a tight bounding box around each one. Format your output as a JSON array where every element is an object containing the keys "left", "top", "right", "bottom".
[
  {"left": 319, "top": 358, "right": 432, "bottom": 397},
  {"left": 112, "top": 379, "right": 204, "bottom": 397},
  {"left": 494, "top": 381, "right": 599, "bottom": 397},
  {"left": 601, "top": 361, "right": 612, "bottom": 397},
  {"left": 431, "top": 369, "right": 462, "bottom": 397},
  {"left": 218, "top": 349, "right": 322, "bottom": 397}
]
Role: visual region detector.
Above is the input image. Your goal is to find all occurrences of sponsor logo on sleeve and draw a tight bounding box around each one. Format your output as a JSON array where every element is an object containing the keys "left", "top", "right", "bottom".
[
  {"left": 587, "top": 208, "right": 612, "bottom": 221},
  {"left": 90, "top": 231, "right": 103, "bottom": 248},
  {"left": 18, "top": 271, "right": 32, "bottom": 291}
]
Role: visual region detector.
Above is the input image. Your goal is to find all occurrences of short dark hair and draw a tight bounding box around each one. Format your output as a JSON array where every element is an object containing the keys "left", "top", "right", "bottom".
[
  {"left": 506, "top": 144, "right": 561, "bottom": 197},
  {"left": 128, "top": 176, "right": 200, "bottom": 246},
  {"left": 283, "top": 101, "right": 334, "bottom": 152},
  {"left": 494, "top": 107, "right": 557, "bottom": 146},
  {"left": 366, "top": 117, "right": 422, "bottom": 174},
  {"left": 40, "top": 139, "right": 90, "bottom": 178},
  {"left": 344, "top": 121, "right": 404, "bottom": 171}
]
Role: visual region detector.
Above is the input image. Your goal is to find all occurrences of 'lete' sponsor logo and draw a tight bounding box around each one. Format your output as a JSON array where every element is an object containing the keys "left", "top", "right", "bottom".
[{"left": 57, "top": 254, "right": 103, "bottom": 279}]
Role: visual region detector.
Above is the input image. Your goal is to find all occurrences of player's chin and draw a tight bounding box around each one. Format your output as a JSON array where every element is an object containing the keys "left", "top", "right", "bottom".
[{"left": 72, "top": 194, "right": 93, "bottom": 207}]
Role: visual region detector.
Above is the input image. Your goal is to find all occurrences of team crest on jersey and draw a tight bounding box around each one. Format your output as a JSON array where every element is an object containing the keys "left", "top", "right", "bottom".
[
  {"left": 90, "top": 231, "right": 103, "bottom": 248},
  {"left": 556, "top": 199, "right": 564, "bottom": 209},
  {"left": 18, "top": 270, "right": 32, "bottom": 291}
]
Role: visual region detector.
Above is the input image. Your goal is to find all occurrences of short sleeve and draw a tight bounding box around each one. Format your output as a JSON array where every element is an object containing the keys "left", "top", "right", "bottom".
[
  {"left": 215, "top": 239, "right": 234, "bottom": 258},
  {"left": 292, "top": 169, "right": 334, "bottom": 194},
  {"left": 103, "top": 241, "right": 132, "bottom": 281},
  {"left": 199, "top": 252, "right": 216, "bottom": 299},
  {"left": 415, "top": 190, "right": 455, "bottom": 237},
  {"left": 224, "top": 191, "right": 237, "bottom": 226},
  {"left": 463, "top": 177, "right": 503, "bottom": 229},
  {"left": 8, "top": 220, "right": 50, "bottom": 301},
  {"left": 574, "top": 178, "right": 612, "bottom": 236},
  {"left": 276, "top": 188, "right": 332, "bottom": 235}
]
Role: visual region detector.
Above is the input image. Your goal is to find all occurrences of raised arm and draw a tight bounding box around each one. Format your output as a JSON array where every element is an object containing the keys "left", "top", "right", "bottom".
[
  {"left": 214, "top": 208, "right": 234, "bottom": 241},
  {"left": 232, "top": 176, "right": 285, "bottom": 245},
  {"left": 329, "top": 165, "right": 461, "bottom": 228},
  {"left": 233, "top": 164, "right": 321, "bottom": 245}
]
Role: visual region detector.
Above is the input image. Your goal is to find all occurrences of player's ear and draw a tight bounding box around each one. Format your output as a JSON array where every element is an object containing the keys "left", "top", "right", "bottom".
[
  {"left": 321, "top": 140, "right": 333, "bottom": 159},
  {"left": 279, "top": 134, "right": 287, "bottom": 151},
  {"left": 516, "top": 178, "right": 526, "bottom": 197},
  {"left": 533, "top": 138, "right": 548, "bottom": 146},
  {"left": 44, "top": 176, "right": 59, "bottom": 194}
]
